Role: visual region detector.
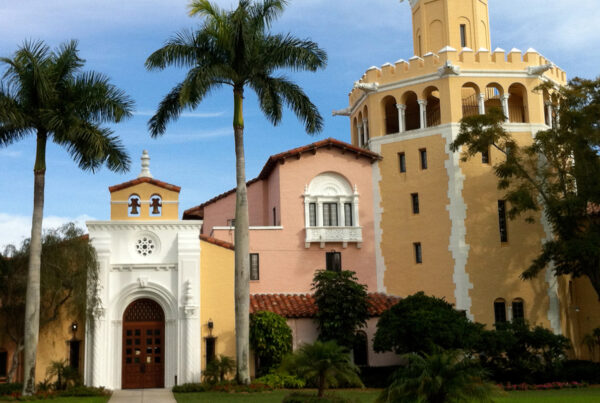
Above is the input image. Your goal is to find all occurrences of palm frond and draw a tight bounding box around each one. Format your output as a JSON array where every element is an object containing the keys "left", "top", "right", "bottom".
[
  {"left": 249, "top": 0, "right": 286, "bottom": 29},
  {"left": 51, "top": 40, "right": 83, "bottom": 83},
  {"left": 148, "top": 83, "right": 185, "bottom": 137},
  {"left": 146, "top": 29, "right": 204, "bottom": 70},
  {"left": 263, "top": 34, "right": 327, "bottom": 72},
  {"left": 188, "top": 0, "right": 226, "bottom": 21},
  {"left": 249, "top": 74, "right": 282, "bottom": 125}
]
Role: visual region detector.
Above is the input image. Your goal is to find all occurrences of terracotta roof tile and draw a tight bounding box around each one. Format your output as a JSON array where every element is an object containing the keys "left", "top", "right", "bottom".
[
  {"left": 200, "top": 234, "right": 234, "bottom": 250},
  {"left": 109, "top": 177, "right": 181, "bottom": 193},
  {"left": 183, "top": 138, "right": 381, "bottom": 220},
  {"left": 250, "top": 292, "right": 400, "bottom": 319}
]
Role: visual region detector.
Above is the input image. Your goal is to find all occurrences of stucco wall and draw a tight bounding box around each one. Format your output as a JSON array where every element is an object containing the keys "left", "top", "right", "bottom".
[{"left": 111, "top": 182, "right": 180, "bottom": 221}]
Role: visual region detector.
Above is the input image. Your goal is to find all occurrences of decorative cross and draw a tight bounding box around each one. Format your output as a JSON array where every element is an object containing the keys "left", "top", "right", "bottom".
[
  {"left": 150, "top": 197, "right": 162, "bottom": 215},
  {"left": 128, "top": 197, "right": 141, "bottom": 215}
]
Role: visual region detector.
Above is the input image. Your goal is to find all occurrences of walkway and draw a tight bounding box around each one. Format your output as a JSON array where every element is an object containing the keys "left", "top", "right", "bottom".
[{"left": 109, "top": 388, "right": 177, "bottom": 403}]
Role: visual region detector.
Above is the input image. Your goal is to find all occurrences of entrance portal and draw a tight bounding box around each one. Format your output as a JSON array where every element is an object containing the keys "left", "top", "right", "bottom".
[{"left": 122, "top": 299, "right": 165, "bottom": 389}]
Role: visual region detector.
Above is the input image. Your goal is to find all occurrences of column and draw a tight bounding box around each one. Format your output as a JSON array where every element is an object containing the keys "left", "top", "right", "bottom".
[
  {"left": 396, "top": 104, "right": 406, "bottom": 133},
  {"left": 91, "top": 307, "right": 106, "bottom": 387},
  {"left": 356, "top": 121, "right": 363, "bottom": 147},
  {"left": 316, "top": 200, "right": 323, "bottom": 227},
  {"left": 362, "top": 118, "right": 369, "bottom": 146},
  {"left": 545, "top": 101, "right": 554, "bottom": 128},
  {"left": 478, "top": 93, "right": 486, "bottom": 115},
  {"left": 418, "top": 100, "right": 428, "bottom": 129},
  {"left": 501, "top": 94, "right": 510, "bottom": 121}
]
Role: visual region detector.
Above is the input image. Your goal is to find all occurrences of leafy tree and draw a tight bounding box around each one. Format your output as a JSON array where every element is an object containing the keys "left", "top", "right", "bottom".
[
  {"left": 450, "top": 78, "right": 600, "bottom": 300},
  {"left": 312, "top": 270, "right": 369, "bottom": 348},
  {"left": 0, "top": 223, "right": 100, "bottom": 383},
  {"left": 145, "top": 0, "right": 326, "bottom": 383},
  {"left": 373, "top": 292, "right": 483, "bottom": 355},
  {"left": 250, "top": 311, "right": 292, "bottom": 376},
  {"left": 377, "top": 350, "right": 496, "bottom": 403},
  {"left": 0, "top": 40, "right": 133, "bottom": 394},
  {"left": 281, "top": 340, "right": 362, "bottom": 398}
]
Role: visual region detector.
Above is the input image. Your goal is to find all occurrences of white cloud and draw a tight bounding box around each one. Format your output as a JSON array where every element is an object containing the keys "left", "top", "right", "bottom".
[
  {"left": 0, "top": 149, "right": 22, "bottom": 158},
  {"left": 0, "top": 213, "right": 95, "bottom": 251}
]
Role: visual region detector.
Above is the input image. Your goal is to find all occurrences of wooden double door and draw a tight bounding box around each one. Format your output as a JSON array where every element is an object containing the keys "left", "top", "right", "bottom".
[{"left": 122, "top": 299, "right": 165, "bottom": 389}]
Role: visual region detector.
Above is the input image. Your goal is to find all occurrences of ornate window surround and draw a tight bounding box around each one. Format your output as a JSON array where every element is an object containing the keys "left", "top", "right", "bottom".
[{"left": 303, "top": 172, "right": 362, "bottom": 248}]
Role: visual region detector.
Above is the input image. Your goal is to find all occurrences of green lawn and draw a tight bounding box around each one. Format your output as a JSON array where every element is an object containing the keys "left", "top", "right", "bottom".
[
  {"left": 0, "top": 398, "right": 109, "bottom": 403},
  {"left": 175, "top": 387, "right": 600, "bottom": 402}
]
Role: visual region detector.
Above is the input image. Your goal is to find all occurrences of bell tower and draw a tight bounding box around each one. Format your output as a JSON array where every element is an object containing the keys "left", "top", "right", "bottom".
[{"left": 406, "top": 0, "right": 491, "bottom": 56}]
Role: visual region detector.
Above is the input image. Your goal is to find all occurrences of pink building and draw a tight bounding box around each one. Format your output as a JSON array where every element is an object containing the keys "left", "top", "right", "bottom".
[{"left": 184, "top": 138, "right": 381, "bottom": 294}]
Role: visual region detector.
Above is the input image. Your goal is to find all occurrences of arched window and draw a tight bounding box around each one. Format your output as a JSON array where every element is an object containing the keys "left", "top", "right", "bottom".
[
  {"left": 353, "top": 331, "right": 368, "bottom": 366},
  {"left": 461, "top": 82, "right": 481, "bottom": 118},
  {"left": 423, "top": 86, "right": 441, "bottom": 127},
  {"left": 508, "top": 83, "right": 528, "bottom": 123},
  {"left": 304, "top": 173, "right": 362, "bottom": 248},
  {"left": 484, "top": 83, "right": 504, "bottom": 114},
  {"left": 494, "top": 298, "right": 506, "bottom": 324},
  {"left": 150, "top": 194, "right": 163, "bottom": 217},
  {"left": 128, "top": 194, "right": 141, "bottom": 217},
  {"left": 402, "top": 91, "right": 420, "bottom": 131},
  {"left": 512, "top": 298, "right": 525, "bottom": 322},
  {"left": 381, "top": 96, "right": 399, "bottom": 135}
]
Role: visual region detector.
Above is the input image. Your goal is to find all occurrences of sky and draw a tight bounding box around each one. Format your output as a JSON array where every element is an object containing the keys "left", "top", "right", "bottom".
[{"left": 1, "top": 0, "right": 600, "bottom": 249}]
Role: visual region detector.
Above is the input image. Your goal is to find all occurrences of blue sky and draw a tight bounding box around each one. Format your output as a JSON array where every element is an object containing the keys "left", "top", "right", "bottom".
[{"left": 1, "top": 0, "right": 600, "bottom": 248}]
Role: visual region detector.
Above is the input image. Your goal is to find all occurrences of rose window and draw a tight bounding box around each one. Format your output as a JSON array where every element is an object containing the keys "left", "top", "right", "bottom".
[{"left": 136, "top": 237, "right": 155, "bottom": 256}]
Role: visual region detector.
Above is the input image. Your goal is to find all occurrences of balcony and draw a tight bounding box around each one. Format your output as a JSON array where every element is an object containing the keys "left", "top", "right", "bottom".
[{"left": 305, "top": 226, "right": 363, "bottom": 249}]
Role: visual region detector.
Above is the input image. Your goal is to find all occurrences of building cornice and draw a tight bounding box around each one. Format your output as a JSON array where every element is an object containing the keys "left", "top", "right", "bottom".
[{"left": 86, "top": 220, "right": 202, "bottom": 232}]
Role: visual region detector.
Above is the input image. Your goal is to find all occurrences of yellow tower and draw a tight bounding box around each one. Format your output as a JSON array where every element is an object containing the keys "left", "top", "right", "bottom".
[
  {"left": 408, "top": 0, "right": 491, "bottom": 56},
  {"left": 333, "top": 0, "right": 600, "bottom": 359}
]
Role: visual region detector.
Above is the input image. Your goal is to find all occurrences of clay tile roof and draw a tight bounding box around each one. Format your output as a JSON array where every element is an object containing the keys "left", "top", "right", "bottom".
[
  {"left": 250, "top": 292, "right": 400, "bottom": 319},
  {"left": 200, "top": 234, "right": 234, "bottom": 250},
  {"left": 183, "top": 138, "right": 381, "bottom": 220},
  {"left": 109, "top": 177, "right": 181, "bottom": 193}
]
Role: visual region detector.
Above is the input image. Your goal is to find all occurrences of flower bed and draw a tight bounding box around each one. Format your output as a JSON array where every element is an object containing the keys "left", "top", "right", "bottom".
[{"left": 499, "top": 381, "right": 586, "bottom": 391}]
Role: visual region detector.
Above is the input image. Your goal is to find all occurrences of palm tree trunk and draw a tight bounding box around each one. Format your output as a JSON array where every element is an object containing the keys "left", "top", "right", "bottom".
[
  {"left": 233, "top": 86, "right": 250, "bottom": 384},
  {"left": 318, "top": 374, "right": 325, "bottom": 397},
  {"left": 7, "top": 341, "right": 23, "bottom": 383},
  {"left": 22, "top": 132, "right": 47, "bottom": 395}
]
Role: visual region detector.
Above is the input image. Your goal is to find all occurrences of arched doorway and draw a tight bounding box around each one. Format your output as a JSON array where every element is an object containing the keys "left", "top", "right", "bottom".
[{"left": 122, "top": 298, "right": 165, "bottom": 389}]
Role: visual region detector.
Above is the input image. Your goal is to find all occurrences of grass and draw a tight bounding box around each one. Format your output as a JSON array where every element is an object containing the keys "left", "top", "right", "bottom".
[
  {"left": 175, "top": 387, "right": 600, "bottom": 402},
  {"left": 0, "top": 398, "right": 109, "bottom": 403}
]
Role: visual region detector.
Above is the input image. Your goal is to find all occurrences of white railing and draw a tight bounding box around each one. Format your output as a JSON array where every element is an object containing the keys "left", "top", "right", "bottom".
[{"left": 305, "top": 226, "right": 363, "bottom": 248}]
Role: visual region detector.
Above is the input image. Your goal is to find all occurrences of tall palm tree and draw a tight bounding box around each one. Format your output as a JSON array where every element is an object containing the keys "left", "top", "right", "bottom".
[
  {"left": 146, "top": 0, "right": 326, "bottom": 383},
  {"left": 0, "top": 40, "right": 133, "bottom": 395}
]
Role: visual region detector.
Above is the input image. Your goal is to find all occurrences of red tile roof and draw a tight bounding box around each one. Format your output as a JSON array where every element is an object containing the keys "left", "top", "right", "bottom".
[
  {"left": 200, "top": 234, "right": 234, "bottom": 250},
  {"left": 109, "top": 177, "right": 181, "bottom": 193},
  {"left": 250, "top": 292, "right": 400, "bottom": 319},
  {"left": 182, "top": 138, "right": 381, "bottom": 220}
]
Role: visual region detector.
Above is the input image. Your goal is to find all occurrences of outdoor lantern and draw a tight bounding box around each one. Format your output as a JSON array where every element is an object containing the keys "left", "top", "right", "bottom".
[
  {"left": 71, "top": 321, "right": 78, "bottom": 336},
  {"left": 207, "top": 319, "right": 214, "bottom": 335}
]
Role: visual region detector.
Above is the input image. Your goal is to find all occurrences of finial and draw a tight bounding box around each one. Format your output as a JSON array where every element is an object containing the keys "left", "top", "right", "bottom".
[{"left": 138, "top": 150, "right": 153, "bottom": 178}]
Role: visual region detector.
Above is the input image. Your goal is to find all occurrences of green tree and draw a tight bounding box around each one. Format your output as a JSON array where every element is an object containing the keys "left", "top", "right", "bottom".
[
  {"left": 145, "top": 0, "right": 326, "bottom": 383},
  {"left": 282, "top": 340, "right": 362, "bottom": 398},
  {"left": 250, "top": 311, "right": 292, "bottom": 376},
  {"left": 0, "top": 223, "right": 100, "bottom": 384},
  {"left": 312, "top": 270, "right": 369, "bottom": 348},
  {"left": 450, "top": 78, "right": 600, "bottom": 300},
  {"left": 373, "top": 292, "right": 483, "bottom": 355},
  {"left": 377, "top": 350, "right": 496, "bottom": 403},
  {"left": 0, "top": 40, "right": 133, "bottom": 394}
]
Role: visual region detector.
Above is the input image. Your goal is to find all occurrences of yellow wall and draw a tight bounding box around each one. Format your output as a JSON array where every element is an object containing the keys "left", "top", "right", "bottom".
[
  {"left": 111, "top": 182, "right": 179, "bottom": 221},
  {"left": 379, "top": 134, "right": 456, "bottom": 301},
  {"left": 199, "top": 240, "right": 236, "bottom": 371},
  {"left": 561, "top": 276, "right": 600, "bottom": 360}
]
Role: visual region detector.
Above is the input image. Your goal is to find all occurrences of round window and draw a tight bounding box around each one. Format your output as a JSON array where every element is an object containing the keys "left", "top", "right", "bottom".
[{"left": 136, "top": 237, "right": 155, "bottom": 256}]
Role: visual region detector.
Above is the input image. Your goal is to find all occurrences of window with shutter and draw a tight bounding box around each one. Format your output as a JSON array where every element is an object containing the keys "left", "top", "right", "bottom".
[
  {"left": 250, "top": 253, "right": 259, "bottom": 280},
  {"left": 326, "top": 252, "right": 341, "bottom": 272},
  {"left": 494, "top": 299, "right": 507, "bottom": 324},
  {"left": 323, "top": 203, "right": 338, "bottom": 226},
  {"left": 309, "top": 203, "right": 317, "bottom": 226},
  {"left": 344, "top": 203, "right": 353, "bottom": 226}
]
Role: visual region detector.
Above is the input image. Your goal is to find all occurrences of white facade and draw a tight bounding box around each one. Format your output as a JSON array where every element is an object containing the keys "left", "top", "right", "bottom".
[{"left": 84, "top": 220, "right": 203, "bottom": 389}]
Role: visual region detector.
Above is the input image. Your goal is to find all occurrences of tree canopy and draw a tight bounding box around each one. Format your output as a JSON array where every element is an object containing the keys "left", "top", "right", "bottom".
[
  {"left": 312, "top": 270, "right": 369, "bottom": 348},
  {"left": 450, "top": 78, "right": 600, "bottom": 300},
  {"left": 249, "top": 310, "right": 292, "bottom": 376}
]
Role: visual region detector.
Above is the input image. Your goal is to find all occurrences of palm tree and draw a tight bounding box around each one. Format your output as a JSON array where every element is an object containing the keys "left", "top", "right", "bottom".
[
  {"left": 0, "top": 40, "right": 133, "bottom": 395},
  {"left": 377, "top": 350, "right": 497, "bottom": 403},
  {"left": 145, "top": 0, "right": 326, "bottom": 383},
  {"left": 282, "top": 340, "right": 362, "bottom": 398}
]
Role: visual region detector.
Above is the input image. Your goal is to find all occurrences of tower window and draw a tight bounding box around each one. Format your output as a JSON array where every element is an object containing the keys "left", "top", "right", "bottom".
[
  {"left": 250, "top": 253, "right": 259, "bottom": 280},
  {"left": 411, "top": 193, "right": 420, "bottom": 214},
  {"left": 399, "top": 152, "right": 406, "bottom": 173},
  {"left": 498, "top": 200, "right": 508, "bottom": 243},
  {"left": 128, "top": 194, "right": 141, "bottom": 217},
  {"left": 309, "top": 203, "right": 317, "bottom": 226},
  {"left": 419, "top": 149, "right": 428, "bottom": 170},
  {"left": 482, "top": 149, "right": 490, "bottom": 164},
  {"left": 150, "top": 194, "right": 162, "bottom": 216},
  {"left": 413, "top": 242, "right": 422, "bottom": 264},
  {"left": 323, "top": 203, "right": 338, "bottom": 226},
  {"left": 460, "top": 24, "right": 467, "bottom": 48},
  {"left": 494, "top": 299, "right": 507, "bottom": 324},
  {"left": 326, "top": 252, "right": 342, "bottom": 272},
  {"left": 512, "top": 299, "right": 524, "bottom": 322},
  {"left": 344, "top": 203, "right": 353, "bottom": 226}
]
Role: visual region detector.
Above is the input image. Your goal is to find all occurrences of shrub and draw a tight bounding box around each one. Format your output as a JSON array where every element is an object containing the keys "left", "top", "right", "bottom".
[
  {"left": 358, "top": 366, "right": 400, "bottom": 388},
  {"left": 250, "top": 311, "right": 292, "bottom": 376},
  {"left": 202, "top": 355, "right": 236, "bottom": 384},
  {"left": 255, "top": 373, "right": 305, "bottom": 389},
  {"left": 172, "top": 383, "right": 209, "bottom": 393},
  {"left": 46, "top": 359, "right": 81, "bottom": 390},
  {"left": 557, "top": 360, "right": 600, "bottom": 384},
  {"left": 58, "top": 385, "right": 110, "bottom": 396},
  {"left": 282, "top": 391, "right": 358, "bottom": 403},
  {"left": 374, "top": 292, "right": 484, "bottom": 355},
  {"left": 0, "top": 383, "right": 22, "bottom": 396}
]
